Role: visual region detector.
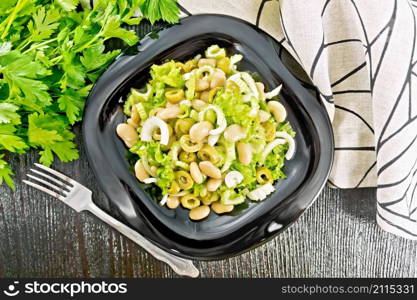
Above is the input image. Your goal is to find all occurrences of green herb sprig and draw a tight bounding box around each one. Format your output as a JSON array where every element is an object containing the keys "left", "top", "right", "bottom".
[{"left": 0, "top": 0, "right": 179, "bottom": 189}]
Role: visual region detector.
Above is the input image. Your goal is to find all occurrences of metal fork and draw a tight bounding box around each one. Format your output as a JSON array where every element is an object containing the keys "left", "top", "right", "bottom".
[{"left": 24, "top": 163, "right": 199, "bottom": 278}]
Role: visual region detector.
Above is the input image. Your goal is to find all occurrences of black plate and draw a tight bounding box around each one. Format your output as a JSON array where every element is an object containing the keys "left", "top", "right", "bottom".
[{"left": 82, "top": 15, "right": 334, "bottom": 260}]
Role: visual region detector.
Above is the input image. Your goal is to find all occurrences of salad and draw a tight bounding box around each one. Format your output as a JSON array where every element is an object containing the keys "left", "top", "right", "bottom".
[{"left": 116, "top": 45, "right": 295, "bottom": 221}]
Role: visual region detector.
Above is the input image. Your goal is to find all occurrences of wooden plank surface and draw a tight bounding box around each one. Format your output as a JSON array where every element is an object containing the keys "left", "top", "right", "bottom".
[{"left": 0, "top": 127, "right": 416, "bottom": 278}]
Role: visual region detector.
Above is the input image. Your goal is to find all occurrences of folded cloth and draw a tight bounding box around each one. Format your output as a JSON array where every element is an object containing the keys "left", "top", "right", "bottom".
[{"left": 178, "top": 0, "right": 417, "bottom": 239}]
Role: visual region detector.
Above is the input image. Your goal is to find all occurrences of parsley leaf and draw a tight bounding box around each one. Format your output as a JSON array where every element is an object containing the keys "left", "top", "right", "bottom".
[
  {"left": 118, "top": 0, "right": 143, "bottom": 25},
  {"left": 140, "top": 0, "right": 180, "bottom": 24},
  {"left": 0, "top": 154, "right": 14, "bottom": 190},
  {"left": 102, "top": 15, "right": 139, "bottom": 46},
  {"left": 0, "top": 0, "right": 17, "bottom": 15},
  {"left": 28, "top": 115, "right": 63, "bottom": 146},
  {"left": 57, "top": 92, "right": 84, "bottom": 125},
  {"left": 27, "top": 6, "right": 60, "bottom": 42},
  {"left": 58, "top": 85, "right": 91, "bottom": 124},
  {"left": 0, "top": 51, "right": 52, "bottom": 110},
  {"left": 80, "top": 45, "right": 120, "bottom": 71},
  {"left": 56, "top": 0, "right": 80, "bottom": 12},
  {"left": 28, "top": 113, "right": 78, "bottom": 166},
  {"left": 0, "top": 103, "right": 21, "bottom": 125},
  {"left": 60, "top": 51, "right": 86, "bottom": 89}
]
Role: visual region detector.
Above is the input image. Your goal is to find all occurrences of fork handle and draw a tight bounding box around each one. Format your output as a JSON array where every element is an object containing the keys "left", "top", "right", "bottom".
[{"left": 86, "top": 202, "right": 199, "bottom": 277}]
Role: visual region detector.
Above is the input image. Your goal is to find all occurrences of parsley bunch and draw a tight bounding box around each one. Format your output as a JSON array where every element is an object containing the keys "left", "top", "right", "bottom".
[{"left": 0, "top": 0, "right": 179, "bottom": 189}]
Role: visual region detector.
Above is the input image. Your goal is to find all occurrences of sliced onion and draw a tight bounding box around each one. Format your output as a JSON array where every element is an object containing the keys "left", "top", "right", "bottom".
[
  {"left": 276, "top": 131, "right": 296, "bottom": 160},
  {"left": 159, "top": 194, "right": 168, "bottom": 206},
  {"left": 229, "top": 54, "right": 243, "bottom": 71},
  {"left": 140, "top": 116, "right": 169, "bottom": 145},
  {"left": 170, "top": 142, "right": 189, "bottom": 170},
  {"left": 261, "top": 138, "right": 286, "bottom": 162},
  {"left": 241, "top": 72, "right": 259, "bottom": 99},
  {"left": 208, "top": 134, "right": 220, "bottom": 146},
  {"left": 221, "top": 141, "right": 236, "bottom": 173},
  {"left": 141, "top": 155, "right": 157, "bottom": 177},
  {"left": 143, "top": 177, "right": 157, "bottom": 184},
  {"left": 242, "top": 93, "right": 252, "bottom": 103},
  {"left": 225, "top": 171, "right": 244, "bottom": 188},
  {"left": 247, "top": 184, "right": 275, "bottom": 201},
  {"left": 170, "top": 191, "right": 188, "bottom": 197},
  {"left": 265, "top": 84, "right": 282, "bottom": 99},
  {"left": 228, "top": 73, "right": 251, "bottom": 94},
  {"left": 199, "top": 105, "right": 227, "bottom": 136}
]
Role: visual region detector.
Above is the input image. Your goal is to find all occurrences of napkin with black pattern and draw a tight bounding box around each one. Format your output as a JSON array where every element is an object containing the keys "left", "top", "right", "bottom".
[{"left": 178, "top": 0, "right": 417, "bottom": 239}]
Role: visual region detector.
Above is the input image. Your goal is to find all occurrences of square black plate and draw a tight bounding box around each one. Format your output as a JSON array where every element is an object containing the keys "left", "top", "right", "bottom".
[{"left": 82, "top": 15, "right": 334, "bottom": 260}]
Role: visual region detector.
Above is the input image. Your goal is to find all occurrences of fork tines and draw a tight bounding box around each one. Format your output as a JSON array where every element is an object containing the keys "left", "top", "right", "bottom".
[{"left": 23, "top": 163, "right": 74, "bottom": 201}]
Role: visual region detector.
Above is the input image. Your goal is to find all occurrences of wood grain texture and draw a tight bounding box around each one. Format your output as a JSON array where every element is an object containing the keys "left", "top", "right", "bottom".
[
  {"left": 1, "top": 23, "right": 417, "bottom": 279},
  {"left": 0, "top": 126, "right": 416, "bottom": 278}
]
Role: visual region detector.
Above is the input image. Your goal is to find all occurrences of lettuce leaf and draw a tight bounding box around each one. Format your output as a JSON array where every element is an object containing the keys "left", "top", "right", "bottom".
[
  {"left": 192, "top": 183, "right": 205, "bottom": 197},
  {"left": 123, "top": 94, "right": 137, "bottom": 116},
  {"left": 130, "top": 141, "right": 175, "bottom": 194},
  {"left": 277, "top": 120, "right": 296, "bottom": 137},
  {"left": 231, "top": 161, "right": 257, "bottom": 190},
  {"left": 150, "top": 60, "right": 184, "bottom": 88},
  {"left": 264, "top": 144, "right": 287, "bottom": 180},
  {"left": 156, "top": 164, "right": 175, "bottom": 194},
  {"left": 213, "top": 90, "right": 254, "bottom": 129},
  {"left": 221, "top": 189, "right": 245, "bottom": 205}
]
